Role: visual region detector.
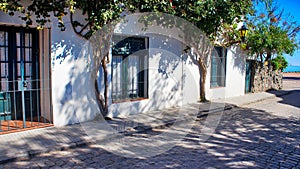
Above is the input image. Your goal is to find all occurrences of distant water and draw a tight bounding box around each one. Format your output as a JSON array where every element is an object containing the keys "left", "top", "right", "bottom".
[{"left": 283, "top": 66, "right": 300, "bottom": 72}]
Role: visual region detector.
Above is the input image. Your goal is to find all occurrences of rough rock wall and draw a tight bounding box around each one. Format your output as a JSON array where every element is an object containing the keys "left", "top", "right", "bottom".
[{"left": 252, "top": 62, "right": 283, "bottom": 92}]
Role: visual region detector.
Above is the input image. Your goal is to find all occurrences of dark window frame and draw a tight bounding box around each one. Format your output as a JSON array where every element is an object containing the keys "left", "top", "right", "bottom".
[
  {"left": 111, "top": 35, "right": 149, "bottom": 103},
  {"left": 0, "top": 26, "right": 39, "bottom": 91},
  {"left": 210, "top": 46, "right": 227, "bottom": 88}
]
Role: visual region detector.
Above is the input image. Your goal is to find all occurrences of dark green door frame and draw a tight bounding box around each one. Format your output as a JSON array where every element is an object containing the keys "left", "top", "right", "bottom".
[
  {"left": 245, "top": 60, "right": 254, "bottom": 93},
  {"left": 0, "top": 26, "right": 40, "bottom": 128}
]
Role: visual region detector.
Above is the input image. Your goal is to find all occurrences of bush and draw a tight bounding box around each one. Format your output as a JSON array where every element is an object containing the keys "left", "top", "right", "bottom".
[{"left": 271, "top": 55, "right": 288, "bottom": 71}]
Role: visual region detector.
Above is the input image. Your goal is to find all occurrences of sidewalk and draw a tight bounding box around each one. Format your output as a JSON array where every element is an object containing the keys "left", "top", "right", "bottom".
[
  {"left": 223, "top": 89, "right": 293, "bottom": 107},
  {"left": 0, "top": 89, "right": 292, "bottom": 164}
]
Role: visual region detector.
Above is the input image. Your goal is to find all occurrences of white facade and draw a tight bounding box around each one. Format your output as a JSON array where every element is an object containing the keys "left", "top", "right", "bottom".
[
  {"left": 206, "top": 45, "right": 247, "bottom": 100},
  {"left": 107, "top": 33, "right": 200, "bottom": 118},
  {"left": 0, "top": 12, "right": 248, "bottom": 127}
]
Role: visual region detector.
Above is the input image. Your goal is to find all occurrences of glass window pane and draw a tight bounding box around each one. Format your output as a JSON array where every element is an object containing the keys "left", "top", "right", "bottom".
[
  {"left": 16, "top": 33, "right": 21, "bottom": 46},
  {"left": 0, "top": 31, "right": 4, "bottom": 46},
  {"left": 112, "top": 55, "right": 123, "bottom": 100},
  {"left": 128, "top": 55, "right": 138, "bottom": 97},
  {"left": 0, "top": 47, "right": 8, "bottom": 61},
  {"left": 17, "top": 48, "right": 21, "bottom": 61},
  {"left": 25, "top": 33, "right": 32, "bottom": 47},
  {"left": 210, "top": 47, "right": 226, "bottom": 88},
  {"left": 17, "top": 63, "right": 21, "bottom": 77},
  {"left": 112, "top": 36, "right": 148, "bottom": 102},
  {"left": 1, "top": 63, "right": 8, "bottom": 77},
  {"left": 0, "top": 31, "right": 8, "bottom": 46},
  {"left": 25, "top": 63, "right": 31, "bottom": 76},
  {"left": 1, "top": 80, "right": 8, "bottom": 91},
  {"left": 25, "top": 48, "right": 31, "bottom": 61}
]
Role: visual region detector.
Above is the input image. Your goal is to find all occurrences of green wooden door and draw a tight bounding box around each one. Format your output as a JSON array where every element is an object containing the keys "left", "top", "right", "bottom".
[{"left": 245, "top": 60, "right": 253, "bottom": 93}]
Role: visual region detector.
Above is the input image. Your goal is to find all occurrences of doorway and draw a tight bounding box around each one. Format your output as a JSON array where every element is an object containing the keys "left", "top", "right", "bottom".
[
  {"left": 0, "top": 26, "right": 53, "bottom": 133},
  {"left": 245, "top": 60, "right": 254, "bottom": 93}
]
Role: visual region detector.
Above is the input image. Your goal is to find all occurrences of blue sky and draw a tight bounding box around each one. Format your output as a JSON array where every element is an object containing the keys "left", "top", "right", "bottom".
[{"left": 276, "top": 0, "right": 300, "bottom": 66}]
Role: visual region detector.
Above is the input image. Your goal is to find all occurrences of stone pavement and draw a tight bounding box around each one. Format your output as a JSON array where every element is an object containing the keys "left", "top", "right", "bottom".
[
  {"left": 223, "top": 89, "right": 294, "bottom": 107},
  {"left": 0, "top": 89, "right": 299, "bottom": 169},
  {"left": 0, "top": 89, "right": 292, "bottom": 165}
]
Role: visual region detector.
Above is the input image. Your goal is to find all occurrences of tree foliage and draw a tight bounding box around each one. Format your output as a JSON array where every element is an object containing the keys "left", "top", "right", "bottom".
[
  {"left": 0, "top": 0, "right": 254, "bottom": 109},
  {"left": 0, "top": 0, "right": 72, "bottom": 30},
  {"left": 271, "top": 55, "right": 288, "bottom": 71},
  {"left": 1, "top": 0, "right": 253, "bottom": 42},
  {"left": 171, "top": 0, "right": 253, "bottom": 45},
  {"left": 246, "top": 0, "right": 300, "bottom": 63}
]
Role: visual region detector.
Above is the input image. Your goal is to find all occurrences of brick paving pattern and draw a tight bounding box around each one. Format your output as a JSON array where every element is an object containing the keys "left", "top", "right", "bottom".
[{"left": 0, "top": 104, "right": 299, "bottom": 168}]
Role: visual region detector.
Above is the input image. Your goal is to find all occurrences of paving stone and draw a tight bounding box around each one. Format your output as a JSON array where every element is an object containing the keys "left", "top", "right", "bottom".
[
  {"left": 285, "top": 159, "right": 299, "bottom": 165},
  {"left": 272, "top": 155, "right": 286, "bottom": 162},
  {"left": 44, "top": 160, "right": 56, "bottom": 167},
  {"left": 287, "top": 155, "right": 300, "bottom": 162},
  {"left": 266, "top": 164, "right": 279, "bottom": 169},
  {"left": 50, "top": 167, "right": 63, "bottom": 169},
  {"left": 280, "top": 167, "right": 291, "bottom": 169},
  {"left": 0, "top": 87, "right": 300, "bottom": 168},
  {"left": 54, "top": 160, "right": 65, "bottom": 166},
  {"left": 280, "top": 162, "right": 296, "bottom": 169}
]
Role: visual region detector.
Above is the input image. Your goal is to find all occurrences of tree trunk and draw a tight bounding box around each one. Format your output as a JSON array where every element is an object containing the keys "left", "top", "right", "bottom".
[
  {"left": 265, "top": 52, "right": 272, "bottom": 62},
  {"left": 101, "top": 56, "right": 109, "bottom": 115},
  {"left": 259, "top": 53, "right": 263, "bottom": 63},
  {"left": 188, "top": 46, "right": 209, "bottom": 102},
  {"left": 198, "top": 59, "right": 207, "bottom": 102},
  {"left": 94, "top": 55, "right": 109, "bottom": 117},
  {"left": 71, "top": 19, "right": 114, "bottom": 118}
]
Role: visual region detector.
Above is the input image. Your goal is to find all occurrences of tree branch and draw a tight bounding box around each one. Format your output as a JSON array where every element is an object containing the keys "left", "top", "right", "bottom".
[{"left": 70, "top": 12, "right": 91, "bottom": 39}]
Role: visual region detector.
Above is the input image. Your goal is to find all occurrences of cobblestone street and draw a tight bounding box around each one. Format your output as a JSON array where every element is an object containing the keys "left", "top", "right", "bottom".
[
  {"left": 1, "top": 102, "right": 300, "bottom": 168},
  {"left": 0, "top": 74, "right": 299, "bottom": 168}
]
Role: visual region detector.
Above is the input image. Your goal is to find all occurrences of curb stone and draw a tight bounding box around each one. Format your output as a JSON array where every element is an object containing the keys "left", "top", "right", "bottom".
[
  {"left": 0, "top": 138, "right": 93, "bottom": 165},
  {"left": 239, "top": 90, "right": 293, "bottom": 107}
]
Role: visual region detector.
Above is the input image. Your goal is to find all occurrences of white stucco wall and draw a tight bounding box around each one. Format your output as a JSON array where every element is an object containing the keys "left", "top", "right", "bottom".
[
  {"left": 0, "top": 10, "right": 97, "bottom": 126},
  {"left": 206, "top": 45, "right": 247, "bottom": 100},
  {"left": 103, "top": 14, "right": 201, "bottom": 117},
  {"left": 1, "top": 11, "right": 248, "bottom": 126},
  {"left": 50, "top": 19, "right": 91, "bottom": 126},
  {"left": 1, "top": 11, "right": 201, "bottom": 124},
  {"left": 224, "top": 46, "right": 247, "bottom": 98},
  {"left": 107, "top": 30, "right": 200, "bottom": 118}
]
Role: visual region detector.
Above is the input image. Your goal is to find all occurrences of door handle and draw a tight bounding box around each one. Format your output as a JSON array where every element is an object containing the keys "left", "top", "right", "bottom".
[{"left": 23, "top": 81, "right": 28, "bottom": 88}]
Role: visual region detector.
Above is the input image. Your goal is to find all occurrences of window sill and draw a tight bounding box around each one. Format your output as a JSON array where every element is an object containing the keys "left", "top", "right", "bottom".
[
  {"left": 210, "top": 86, "right": 226, "bottom": 89},
  {"left": 112, "top": 98, "right": 148, "bottom": 104}
]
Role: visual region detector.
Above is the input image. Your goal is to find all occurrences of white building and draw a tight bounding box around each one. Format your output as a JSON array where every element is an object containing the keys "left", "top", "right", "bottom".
[{"left": 0, "top": 12, "right": 250, "bottom": 130}]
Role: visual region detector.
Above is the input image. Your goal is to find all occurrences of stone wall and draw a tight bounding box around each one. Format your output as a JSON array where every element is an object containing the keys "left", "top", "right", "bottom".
[{"left": 251, "top": 62, "right": 283, "bottom": 92}]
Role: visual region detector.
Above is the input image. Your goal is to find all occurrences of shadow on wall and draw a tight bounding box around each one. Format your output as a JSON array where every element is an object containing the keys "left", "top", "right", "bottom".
[
  {"left": 107, "top": 34, "right": 199, "bottom": 117},
  {"left": 51, "top": 26, "right": 97, "bottom": 125},
  {"left": 229, "top": 45, "right": 247, "bottom": 74},
  {"left": 52, "top": 39, "right": 82, "bottom": 65},
  {"left": 51, "top": 18, "right": 201, "bottom": 122},
  {"left": 60, "top": 82, "right": 72, "bottom": 105}
]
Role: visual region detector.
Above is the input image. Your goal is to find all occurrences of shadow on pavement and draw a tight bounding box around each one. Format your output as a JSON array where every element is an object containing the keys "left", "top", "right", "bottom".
[
  {"left": 267, "top": 89, "right": 300, "bottom": 108},
  {"left": 0, "top": 105, "right": 299, "bottom": 168},
  {"left": 283, "top": 76, "right": 300, "bottom": 81}
]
